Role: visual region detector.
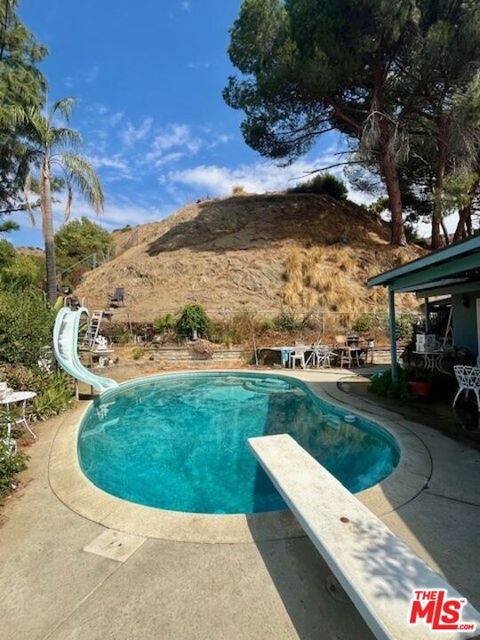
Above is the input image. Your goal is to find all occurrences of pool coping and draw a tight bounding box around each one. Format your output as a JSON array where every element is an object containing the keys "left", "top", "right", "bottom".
[{"left": 48, "top": 369, "right": 432, "bottom": 544}]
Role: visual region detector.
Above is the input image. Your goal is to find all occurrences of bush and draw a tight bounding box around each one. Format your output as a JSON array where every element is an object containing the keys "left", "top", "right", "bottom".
[
  {"left": 0, "top": 291, "right": 54, "bottom": 367},
  {"left": 0, "top": 365, "right": 74, "bottom": 420},
  {"left": 260, "top": 316, "right": 275, "bottom": 332},
  {"left": 369, "top": 368, "right": 412, "bottom": 402},
  {"left": 177, "top": 304, "right": 211, "bottom": 339},
  {"left": 290, "top": 173, "right": 348, "bottom": 200},
  {"left": 395, "top": 314, "right": 415, "bottom": 342},
  {"left": 153, "top": 313, "right": 176, "bottom": 334},
  {"left": 274, "top": 310, "right": 300, "bottom": 331},
  {"left": 0, "top": 240, "right": 44, "bottom": 291},
  {"left": 352, "top": 313, "right": 377, "bottom": 333},
  {"left": 55, "top": 217, "right": 114, "bottom": 287},
  {"left": 0, "top": 434, "right": 28, "bottom": 495}
]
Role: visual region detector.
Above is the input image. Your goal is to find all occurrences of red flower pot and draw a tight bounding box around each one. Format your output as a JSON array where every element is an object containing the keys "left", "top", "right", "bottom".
[{"left": 408, "top": 380, "right": 432, "bottom": 398}]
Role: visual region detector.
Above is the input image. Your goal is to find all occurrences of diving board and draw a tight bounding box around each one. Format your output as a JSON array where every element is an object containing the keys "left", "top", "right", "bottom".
[{"left": 249, "top": 434, "right": 480, "bottom": 640}]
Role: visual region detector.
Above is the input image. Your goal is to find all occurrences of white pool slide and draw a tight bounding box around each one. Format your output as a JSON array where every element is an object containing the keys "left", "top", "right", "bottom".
[{"left": 53, "top": 307, "right": 118, "bottom": 393}]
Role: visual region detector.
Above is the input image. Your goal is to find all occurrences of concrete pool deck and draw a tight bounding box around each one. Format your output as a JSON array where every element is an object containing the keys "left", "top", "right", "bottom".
[{"left": 1, "top": 368, "right": 480, "bottom": 639}]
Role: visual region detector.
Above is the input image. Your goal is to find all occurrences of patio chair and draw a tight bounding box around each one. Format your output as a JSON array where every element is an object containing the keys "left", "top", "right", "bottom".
[
  {"left": 289, "top": 349, "right": 306, "bottom": 369},
  {"left": 306, "top": 346, "right": 334, "bottom": 368},
  {"left": 108, "top": 287, "right": 125, "bottom": 308},
  {"left": 453, "top": 365, "right": 480, "bottom": 411}
]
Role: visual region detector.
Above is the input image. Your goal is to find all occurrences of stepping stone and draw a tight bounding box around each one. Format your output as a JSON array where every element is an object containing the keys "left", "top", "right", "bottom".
[{"left": 83, "top": 529, "right": 146, "bottom": 562}]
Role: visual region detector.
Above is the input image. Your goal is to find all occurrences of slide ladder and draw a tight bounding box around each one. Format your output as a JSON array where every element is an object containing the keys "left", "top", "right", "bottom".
[{"left": 53, "top": 307, "right": 118, "bottom": 394}]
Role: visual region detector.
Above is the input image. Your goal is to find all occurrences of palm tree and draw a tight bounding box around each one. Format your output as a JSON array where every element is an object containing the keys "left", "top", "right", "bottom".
[{"left": 11, "top": 97, "right": 104, "bottom": 303}]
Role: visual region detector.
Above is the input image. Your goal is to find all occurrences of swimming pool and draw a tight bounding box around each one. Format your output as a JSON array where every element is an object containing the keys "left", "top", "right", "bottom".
[{"left": 78, "top": 372, "right": 399, "bottom": 514}]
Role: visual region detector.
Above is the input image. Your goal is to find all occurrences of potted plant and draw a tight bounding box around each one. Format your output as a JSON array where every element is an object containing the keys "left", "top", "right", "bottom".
[{"left": 407, "top": 368, "right": 433, "bottom": 398}]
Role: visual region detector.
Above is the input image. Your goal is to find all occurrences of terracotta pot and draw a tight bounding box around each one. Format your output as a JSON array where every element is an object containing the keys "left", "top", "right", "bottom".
[{"left": 408, "top": 380, "right": 432, "bottom": 398}]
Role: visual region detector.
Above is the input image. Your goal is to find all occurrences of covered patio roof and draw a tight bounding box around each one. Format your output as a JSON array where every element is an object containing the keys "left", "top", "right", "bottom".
[
  {"left": 367, "top": 236, "right": 480, "bottom": 381},
  {"left": 367, "top": 236, "right": 480, "bottom": 294}
]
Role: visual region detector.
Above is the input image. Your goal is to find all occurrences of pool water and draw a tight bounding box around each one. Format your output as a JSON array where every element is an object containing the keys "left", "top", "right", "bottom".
[{"left": 78, "top": 373, "right": 399, "bottom": 514}]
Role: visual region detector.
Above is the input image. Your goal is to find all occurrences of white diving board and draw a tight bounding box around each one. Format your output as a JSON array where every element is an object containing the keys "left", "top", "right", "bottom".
[{"left": 249, "top": 434, "right": 480, "bottom": 640}]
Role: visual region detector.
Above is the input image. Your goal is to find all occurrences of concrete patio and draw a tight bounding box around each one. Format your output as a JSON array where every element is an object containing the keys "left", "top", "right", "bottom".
[{"left": 1, "top": 368, "right": 479, "bottom": 640}]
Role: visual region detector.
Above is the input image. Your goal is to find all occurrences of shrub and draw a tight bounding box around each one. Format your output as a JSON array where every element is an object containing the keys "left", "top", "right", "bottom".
[
  {"left": 30, "top": 372, "right": 74, "bottom": 420},
  {"left": 0, "top": 365, "right": 74, "bottom": 420},
  {"left": 368, "top": 368, "right": 412, "bottom": 402},
  {"left": 0, "top": 291, "right": 54, "bottom": 367},
  {"left": 260, "top": 317, "right": 275, "bottom": 332},
  {"left": 131, "top": 347, "right": 145, "bottom": 361},
  {"left": 232, "top": 184, "right": 246, "bottom": 195},
  {"left": 352, "top": 313, "right": 376, "bottom": 333},
  {"left": 290, "top": 173, "right": 348, "bottom": 200},
  {"left": 0, "top": 435, "right": 28, "bottom": 495},
  {"left": 177, "top": 304, "right": 211, "bottom": 339},
  {"left": 153, "top": 313, "right": 176, "bottom": 334},
  {"left": 274, "top": 310, "right": 300, "bottom": 331},
  {"left": 395, "top": 314, "right": 415, "bottom": 342}
]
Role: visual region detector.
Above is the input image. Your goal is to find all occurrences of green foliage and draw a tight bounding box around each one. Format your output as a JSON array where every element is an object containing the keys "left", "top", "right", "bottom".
[
  {"left": 0, "top": 291, "right": 54, "bottom": 367},
  {"left": 55, "top": 217, "right": 113, "bottom": 285},
  {"left": 274, "top": 310, "right": 300, "bottom": 331},
  {"left": 290, "top": 174, "right": 348, "bottom": 200},
  {"left": 30, "top": 372, "right": 74, "bottom": 420},
  {"left": 225, "top": 0, "right": 480, "bottom": 246},
  {"left": 0, "top": 433, "right": 28, "bottom": 495},
  {"left": 260, "top": 317, "right": 275, "bottom": 332},
  {"left": 352, "top": 313, "right": 377, "bottom": 333},
  {"left": 352, "top": 311, "right": 415, "bottom": 341},
  {"left": 0, "top": 364, "right": 74, "bottom": 420},
  {"left": 153, "top": 313, "right": 176, "bottom": 334},
  {"left": 10, "top": 97, "right": 105, "bottom": 302},
  {"left": 0, "top": 239, "right": 44, "bottom": 291},
  {"left": 0, "top": 0, "right": 47, "bottom": 215},
  {"left": 177, "top": 304, "right": 211, "bottom": 338},
  {"left": 369, "top": 369, "right": 412, "bottom": 402},
  {"left": 395, "top": 314, "right": 415, "bottom": 342}
]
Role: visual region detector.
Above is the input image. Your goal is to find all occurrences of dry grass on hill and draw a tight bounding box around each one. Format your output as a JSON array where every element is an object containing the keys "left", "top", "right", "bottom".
[{"left": 75, "top": 192, "right": 424, "bottom": 324}]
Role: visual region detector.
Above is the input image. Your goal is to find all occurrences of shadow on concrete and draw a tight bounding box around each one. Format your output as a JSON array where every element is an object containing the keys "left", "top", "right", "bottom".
[{"left": 246, "top": 373, "right": 480, "bottom": 638}]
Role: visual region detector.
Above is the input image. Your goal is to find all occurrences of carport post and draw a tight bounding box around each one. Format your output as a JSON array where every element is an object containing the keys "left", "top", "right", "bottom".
[{"left": 388, "top": 287, "right": 398, "bottom": 383}]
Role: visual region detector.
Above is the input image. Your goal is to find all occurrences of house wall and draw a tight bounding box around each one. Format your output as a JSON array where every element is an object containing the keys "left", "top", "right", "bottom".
[{"left": 452, "top": 291, "right": 480, "bottom": 356}]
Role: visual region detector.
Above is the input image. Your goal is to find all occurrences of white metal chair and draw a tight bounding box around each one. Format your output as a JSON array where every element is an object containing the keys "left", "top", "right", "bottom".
[
  {"left": 306, "top": 346, "right": 334, "bottom": 368},
  {"left": 453, "top": 365, "right": 480, "bottom": 411}
]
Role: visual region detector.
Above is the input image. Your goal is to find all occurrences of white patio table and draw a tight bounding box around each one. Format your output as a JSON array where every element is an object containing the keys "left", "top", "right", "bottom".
[{"left": 0, "top": 390, "right": 37, "bottom": 438}]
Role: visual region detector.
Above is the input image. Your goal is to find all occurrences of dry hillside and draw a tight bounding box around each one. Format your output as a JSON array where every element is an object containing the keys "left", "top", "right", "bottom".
[{"left": 75, "top": 192, "right": 424, "bottom": 323}]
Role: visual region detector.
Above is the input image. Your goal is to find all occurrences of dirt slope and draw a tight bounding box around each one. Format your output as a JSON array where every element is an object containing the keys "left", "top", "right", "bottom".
[{"left": 75, "top": 192, "right": 423, "bottom": 322}]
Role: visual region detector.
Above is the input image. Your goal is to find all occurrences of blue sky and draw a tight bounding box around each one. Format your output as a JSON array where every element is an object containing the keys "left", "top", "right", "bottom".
[{"left": 12, "top": 0, "right": 348, "bottom": 247}]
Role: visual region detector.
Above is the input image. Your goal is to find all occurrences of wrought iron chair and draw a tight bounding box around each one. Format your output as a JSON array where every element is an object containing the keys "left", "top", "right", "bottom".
[{"left": 453, "top": 365, "right": 480, "bottom": 411}]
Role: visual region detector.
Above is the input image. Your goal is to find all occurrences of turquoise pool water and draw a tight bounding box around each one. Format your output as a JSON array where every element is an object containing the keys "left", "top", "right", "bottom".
[{"left": 78, "top": 373, "right": 399, "bottom": 514}]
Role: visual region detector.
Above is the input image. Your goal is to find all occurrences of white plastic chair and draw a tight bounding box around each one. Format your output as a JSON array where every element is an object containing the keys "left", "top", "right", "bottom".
[
  {"left": 289, "top": 350, "right": 306, "bottom": 369},
  {"left": 453, "top": 365, "right": 480, "bottom": 411}
]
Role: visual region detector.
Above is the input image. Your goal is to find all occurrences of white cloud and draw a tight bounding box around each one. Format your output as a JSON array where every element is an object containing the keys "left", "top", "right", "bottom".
[
  {"left": 87, "top": 154, "right": 129, "bottom": 171},
  {"left": 187, "top": 61, "right": 210, "bottom": 70},
  {"left": 166, "top": 155, "right": 341, "bottom": 196},
  {"left": 144, "top": 123, "right": 201, "bottom": 165},
  {"left": 85, "top": 64, "right": 100, "bottom": 84},
  {"left": 120, "top": 117, "right": 153, "bottom": 148}
]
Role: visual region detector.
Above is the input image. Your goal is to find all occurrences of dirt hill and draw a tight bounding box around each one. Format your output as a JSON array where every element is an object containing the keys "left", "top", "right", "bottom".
[{"left": 75, "top": 192, "right": 424, "bottom": 323}]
